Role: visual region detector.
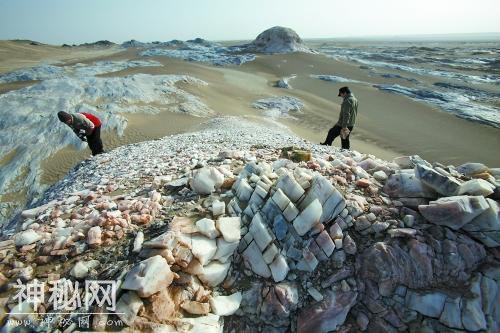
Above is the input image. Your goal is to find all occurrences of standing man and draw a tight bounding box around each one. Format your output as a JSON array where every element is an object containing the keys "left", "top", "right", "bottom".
[
  {"left": 321, "top": 86, "right": 358, "bottom": 149},
  {"left": 58, "top": 111, "right": 104, "bottom": 156}
]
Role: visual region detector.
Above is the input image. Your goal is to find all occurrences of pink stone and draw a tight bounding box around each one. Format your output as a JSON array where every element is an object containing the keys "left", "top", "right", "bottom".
[
  {"left": 356, "top": 179, "right": 371, "bottom": 188},
  {"left": 87, "top": 226, "right": 102, "bottom": 247}
]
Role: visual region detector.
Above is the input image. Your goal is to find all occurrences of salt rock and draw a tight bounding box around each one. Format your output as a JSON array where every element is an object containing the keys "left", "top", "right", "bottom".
[
  {"left": 297, "top": 290, "right": 358, "bottom": 333},
  {"left": 373, "top": 171, "right": 388, "bottom": 181},
  {"left": 87, "top": 226, "right": 102, "bottom": 247},
  {"left": 387, "top": 228, "right": 417, "bottom": 238},
  {"left": 191, "top": 167, "right": 224, "bottom": 195},
  {"left": 132, "top": 231, "right": 144, "bottom": 253},
  {"left": 212, "top": 238, "right": 239, "bottom": 263},
  {"left": 20, "top": 201, "right": 55, "bottom": 219},
  {"left": 293, "top": 199, "right": 322, "bottom": 236},
  {"left": 418, "top": 196, "right": 489, "bottom": 230},
  {"left": 235, "top": 178, "right": 253, "bottom": 202},
  {"left": 415, "top": 164, "right": 461, "bottom": 196},
  {"left": 249, "top": 213, "right": 273, "bottom": 250},
  {"left": 212, "top": 200, "right": 225, "bottom": 216},
  {"left": 198, "top": 261, "right": 231, "bottom": 287},
  {"left": 70, "top": 260, "right": 99, "bottom": 279},
  {"left": 190, "top": 235, "right": 217, "bottom": 266},
  {"left": 457, "top": 179, "right": 495, "bottom": 196},
  {"left": 210, "top": 292, "right": 242, "bottom": 316},
  {"left": 116, "top": 291, "right": 144, "bottom": 326},
  {"left": 14, "top": 230, "right": 41, "bottom": 246},
  {"left": 272, "top": 188, "right": 291, "bottom": 210},
  {"left": 263, "top": 243, "right": 279, "bottom": 264},
  {"left": 393, "top": 156, "right": 414, "bottom": 169},
  {"left": 242, "top": 241, "right": 272, "bottom": 278},
  {"left": 270, "top": 254, "right": 289, "bottom": 282},
  {"left": 196, "top": 218, "right": 219, "bottom": 239},
  {"left": 276, "top": 174, "right": 305, "bottom": 202},
  {"left": 216, "top": 216, "right": 241, "bottom": 242},
  {"left": 383, "top": 171, "right": 436, "bottom": 198},
  {"left": 122, "top": 255, "right": 174, "bottom": 297},
  {"left": 456, "top": 162, "right": 489, "bottom": 177},
  {"left": 298, "top": 175, "right": 335, "bottom": 210},
  {"left": 463, "top": 198, "right": 500, "bottom": 232}
]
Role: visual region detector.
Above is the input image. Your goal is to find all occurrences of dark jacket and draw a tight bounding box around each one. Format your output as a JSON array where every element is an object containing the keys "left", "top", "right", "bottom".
[{"left": 336, "top": 94, "right": 358, "bottom": 128}]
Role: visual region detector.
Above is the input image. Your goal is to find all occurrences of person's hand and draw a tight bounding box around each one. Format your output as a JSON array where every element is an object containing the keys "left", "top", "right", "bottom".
[{"left": 77, "top": 130, "right": 87, "bottom": 141}]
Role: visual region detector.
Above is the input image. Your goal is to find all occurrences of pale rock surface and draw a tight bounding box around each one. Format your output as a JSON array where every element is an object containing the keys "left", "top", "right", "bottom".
[
  {"left": 246, "top": 26, "right": 313, "bottom": 54},
  {"left": 216, "top": 217, "right": 241, "bottom": 242},
  {"left": 191, "top": 167, "right": 224, "bottom": 195},
  {"left": 116, "top": 291, "right": 144, "bottom": 326},
  {"left": 383, "top": 171, "right": 437, "bottom": 198},
  {"left": 269, "top": 254, "right": 289, "bottom": 282},
  {"left": 132, "top": 231, "right": 144, "bottom": 253},
  {"left": 419, "top": 196, "right": 489, "bottom": 230},
  {"left": 212, "top": 200, "right": 225, "bottom": 216},
  {"left": 70, "top": 260, "right": 99, "bottom": 279},
  {"left": 212, "top": 238, "right": 239, "bottom": 262},
  {"left": 190, "top": 235, "right": 217, "bottom": 265},
  {"left": 415, "top": 164, "right": 461, "bottom": 196},
  {"left": 210, "top": 292, "right": 242, "bottom": 316},
  {"left": 87, "top": 226, "right": 102, "bottom": 247},
  {"left": 14, "top": 230, "right": 41, "bottom": 246},
  {"left": 458, "top": 179, "right": 495, "bottom": 196},
  {"left": 242, "top": 241, "right": 272, "bottom": 278},
  {"left": 293, "top": 199, "right": 322, "bottom": 236},
  {"left": 196, "top": 218, "right": 219, "bottom": 239},
  {"left": 198, "top": 261, "right": 231, "bottom": 286},
  {"left": 122, "top": 255, "right": 174, "bottom": 297}
]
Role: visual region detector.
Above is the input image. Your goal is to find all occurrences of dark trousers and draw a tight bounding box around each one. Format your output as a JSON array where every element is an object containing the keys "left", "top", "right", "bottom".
[
  {"left": 86, "top": 126, "right": 104, "bottom": 156},
  {"left": 323, "top": 125, "right": 354, "bottom": 149}
]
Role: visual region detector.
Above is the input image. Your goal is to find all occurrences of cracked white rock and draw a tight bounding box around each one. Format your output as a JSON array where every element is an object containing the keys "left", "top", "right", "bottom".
[
  {"left": 191, "top": 167, "right": 224, "bottom": 195},
  {"left": 216, "top": 217, "right": 241, "bottom": 242},
  {"left": 210, "top": 292, "right": 242, "bottom": 316},
  {"left": 121, "top": 255, "right": 174, "bottom": 297},
  {"left": 190, "top": 235, "right": 217, "bottom": 266},
  {"left": 196, "top": 218, "right": 219, "bottom": 239},
  {"left": 198, "top": 261, "right": 231, "bottom": 287},
  {"left": 293, "top": 199, "right": 322, "bottom": 236}
]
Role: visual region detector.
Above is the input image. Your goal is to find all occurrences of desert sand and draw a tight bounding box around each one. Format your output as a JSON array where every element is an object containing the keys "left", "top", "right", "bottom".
[{"left": 1, "top": 41, "right": 499, "bottom": 194}]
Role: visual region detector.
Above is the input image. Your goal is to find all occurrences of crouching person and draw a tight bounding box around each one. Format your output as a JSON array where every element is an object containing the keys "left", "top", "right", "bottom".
[{"left": 57, "top": 111, "right": 104, "bottom": 156}]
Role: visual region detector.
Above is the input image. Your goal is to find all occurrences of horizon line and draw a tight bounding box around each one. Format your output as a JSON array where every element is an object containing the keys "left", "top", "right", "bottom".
[{"left": 4, "top": 31, "right": 500, "bottom": 45}]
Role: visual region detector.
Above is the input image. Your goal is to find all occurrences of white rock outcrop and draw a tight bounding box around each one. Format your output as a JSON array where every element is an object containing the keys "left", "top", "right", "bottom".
[{"left": 246, "top": 26, "right": 313, "bottom": 54}]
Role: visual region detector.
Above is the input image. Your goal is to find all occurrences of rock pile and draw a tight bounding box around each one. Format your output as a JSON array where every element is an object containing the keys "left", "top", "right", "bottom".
[{"left": 0, "top": 118, "right": 498, "bottom": 332}]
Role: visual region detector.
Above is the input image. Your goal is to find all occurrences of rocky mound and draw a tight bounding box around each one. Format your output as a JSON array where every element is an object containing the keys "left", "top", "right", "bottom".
[
  {"left": 79, "top": 40, "right": 116, "bottom": 47},
  {"left": 245, "top": 26, "right": 313, "bottom": 54},
  {"left": 0, "top": 118, "right": 498, "bottom": 332}
]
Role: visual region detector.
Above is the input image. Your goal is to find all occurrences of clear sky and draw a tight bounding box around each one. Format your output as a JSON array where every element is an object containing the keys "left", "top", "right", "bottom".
[{"left": 1, "top": 0, "right": 499, "bottom": 44}]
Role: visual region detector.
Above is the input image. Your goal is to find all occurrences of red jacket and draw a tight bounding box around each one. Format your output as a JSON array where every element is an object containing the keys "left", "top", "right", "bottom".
[{"left": 81, "top": 112, "right": 102, "bottom": 127}]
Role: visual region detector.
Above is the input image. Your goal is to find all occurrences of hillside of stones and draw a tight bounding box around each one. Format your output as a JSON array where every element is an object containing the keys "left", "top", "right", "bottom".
[{"left": 0, "top": 118, "right": 499, "bottom": 332}]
